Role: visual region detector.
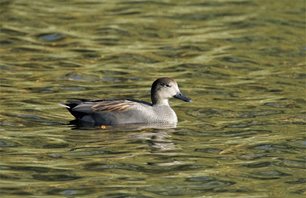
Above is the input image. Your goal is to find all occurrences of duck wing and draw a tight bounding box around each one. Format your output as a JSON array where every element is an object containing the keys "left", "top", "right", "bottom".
[
  {"left": 64, "top": 99, "right": 142, "bottom": 119},
  {"left": 91, "top": 100, "right": 136, "bottom": 112}
]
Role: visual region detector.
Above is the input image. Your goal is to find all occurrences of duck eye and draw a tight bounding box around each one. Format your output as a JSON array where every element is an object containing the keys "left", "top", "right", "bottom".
[{"left": 160, "top": 83, "right": 171, "bottom": 87}]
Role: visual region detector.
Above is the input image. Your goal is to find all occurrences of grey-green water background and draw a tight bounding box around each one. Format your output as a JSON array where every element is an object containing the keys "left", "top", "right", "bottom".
[{"left": 1, "top": 0, "right": 305, "bottom": 197}]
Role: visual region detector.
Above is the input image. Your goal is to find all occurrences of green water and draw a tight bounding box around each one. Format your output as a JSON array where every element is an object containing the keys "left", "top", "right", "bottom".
[{"left": 1, "top": 0, "right": 305, "bottom": 197}]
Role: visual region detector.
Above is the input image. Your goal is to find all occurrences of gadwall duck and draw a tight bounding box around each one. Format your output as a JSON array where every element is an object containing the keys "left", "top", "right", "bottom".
[{"left": 63, "top": 77, "right": 191, "bottom": 126}]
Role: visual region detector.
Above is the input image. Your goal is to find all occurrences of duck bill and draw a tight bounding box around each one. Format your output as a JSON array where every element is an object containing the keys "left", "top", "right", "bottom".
[{"left": 174, "top": 92, "right": 192, "bottom": 102}]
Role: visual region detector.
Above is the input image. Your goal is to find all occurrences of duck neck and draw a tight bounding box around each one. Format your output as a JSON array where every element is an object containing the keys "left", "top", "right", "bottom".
[
  {"left": 151, "top": 93, "right": 169, "bottom": 106},
  {"left": 152, "top": 98, "right": 169, "bottom": 106}
]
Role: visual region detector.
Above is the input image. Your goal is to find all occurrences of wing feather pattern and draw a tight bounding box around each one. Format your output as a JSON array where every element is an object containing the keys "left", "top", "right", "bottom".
[{"left": 91, "top": 100, "right": 134, "bottom": 112}]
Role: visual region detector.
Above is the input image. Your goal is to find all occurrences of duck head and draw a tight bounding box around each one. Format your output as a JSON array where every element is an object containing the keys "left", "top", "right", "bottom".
[{"left": 151, "top": 77, "right": 191, "bottom": 105}]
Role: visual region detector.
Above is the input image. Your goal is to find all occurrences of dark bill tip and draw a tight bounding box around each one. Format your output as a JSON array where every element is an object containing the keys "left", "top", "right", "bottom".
[{"left": 174, "top": 92, "right": 192, "bottom": 102}]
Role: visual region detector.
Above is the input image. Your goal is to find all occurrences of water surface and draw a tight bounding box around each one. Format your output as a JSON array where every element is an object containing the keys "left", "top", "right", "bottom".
[{"left": 1, "top": 0, "right": 305, "bottom": 197}]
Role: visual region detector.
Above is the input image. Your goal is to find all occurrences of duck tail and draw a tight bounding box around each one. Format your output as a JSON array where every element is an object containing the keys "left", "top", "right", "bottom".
[
  {"left": 59, "top": 103, "right": 70, "bottom": 109},
  {"left": 61, "top": 99, "right": 90, "bottom": 119},
  {"left": 60, "top": 99, "right": 89, "bottom": 109}
]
